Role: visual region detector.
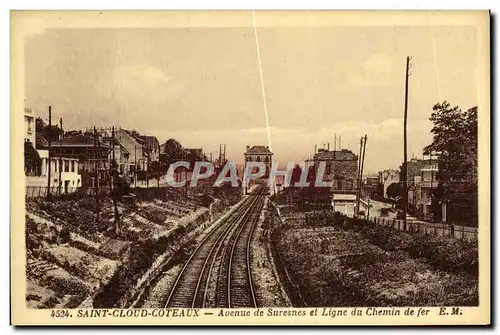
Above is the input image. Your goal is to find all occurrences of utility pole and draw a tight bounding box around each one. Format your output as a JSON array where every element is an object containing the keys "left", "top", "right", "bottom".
[
  {"left": 93, "top": 127, "right": 100, "bottom": 216},
  {"left": 47, "top": 106, "right": 52, "bottom": 201},
  {"left": 367, "top": 197, "right": 371, "bottom": 218},
  {"left": 403, "top": 56, "right": 412, "bottom": 230},
  {"left": 111, "top": 126, "right": 120, "bottom": 235},
  {"left": 146, "top": 155, "right": 150, "bottom": 188},
  {"left": 134, "top": 145, "right": 137, "bottom": 188},
  {"left": 218, "top": 144, "right": 222, "bottom": 168},
  {"left": 355, "top": 137, "right": 363, "bottom": 216},
  {"left": 58, "top": 118, "right": 63, "bottom": 195},
  {"left": 223, "top": 144, "right": 226, "bottom": 164},
  {"left": 359, "top": 135, "right": 368, "bottom": 215},
  {"left": 339, "top": 135, "right": 342, "bottom": 150},
  {"left": 334, "top": 133, "right": 337, "bottom": 151}
]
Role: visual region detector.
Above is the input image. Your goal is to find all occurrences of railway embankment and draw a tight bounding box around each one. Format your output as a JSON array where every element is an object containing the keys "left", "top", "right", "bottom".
[
  {"left": 25, "top": 187, "right": 242, "bottom": 309},
  {"left": 271, "top": 209, "right": 479, "bottom": 307}
]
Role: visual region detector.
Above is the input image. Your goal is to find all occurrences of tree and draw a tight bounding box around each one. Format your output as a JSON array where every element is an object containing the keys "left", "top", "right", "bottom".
[
  {"left": 149, "top": 160, "right": 167, "bottom": 187},
  {"left": 424, "top": 101, "right": 478, "bottom": 224},
  {"left": 35, "top": 116, "right": 63, "bottom": 143},
  {"left": 291, "top": 164, "right": 303, "bottom": 187},
  {"left": 386, "top": 182, "right": 403, "bottom": 200},
  {"left": 161, "top": 138, "right": 185, "bottom": 165}
]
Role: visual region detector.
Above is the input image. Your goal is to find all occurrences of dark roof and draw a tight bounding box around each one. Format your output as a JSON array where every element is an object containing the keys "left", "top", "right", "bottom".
[
  {"left": 103, "top": 137, "right": 130, "bottom": 154},
  {"left": 143, "top": 136, "right": 159, "bottom": 151},
  {"left": 50, "top": 134, "right": 110, "bottom": 148},
  {"left": 313, "top": 149, "right": 357, "bottom": 161},
  {"left": 246, "top": 145, "right": 272, "bottom": 154}
]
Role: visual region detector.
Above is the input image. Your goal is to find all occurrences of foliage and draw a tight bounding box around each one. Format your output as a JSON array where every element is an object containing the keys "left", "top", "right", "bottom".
[
  {"left": 424, "top": 101, "right": 478, "bottom": 205},
  {"left": 275, "top": 224, "right": 478, "bottom": 307},
  {"left": 36, "top": 117, "right": 64, "bottom": 143},
  {"left": 161, "top": 138, "right": 185, "bottom": 165},
  {"left": 386, "top": 182, "right": 403, "bottom": 200},
  {"left": 149, "top": 160, "right": 167, "bottom": 187},
  {"left": 24, "top": 141, "right": 41, "bottom": 173}
]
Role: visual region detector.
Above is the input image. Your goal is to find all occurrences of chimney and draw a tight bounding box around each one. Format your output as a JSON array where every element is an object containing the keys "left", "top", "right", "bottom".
[{"left": 246, "top": 145, "right": 250, "bottom": 152}]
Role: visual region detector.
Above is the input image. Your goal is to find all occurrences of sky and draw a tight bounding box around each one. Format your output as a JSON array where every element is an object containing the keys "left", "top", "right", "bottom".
[{"left": 24, "top": 13, "right": 480, "bottom": 174}]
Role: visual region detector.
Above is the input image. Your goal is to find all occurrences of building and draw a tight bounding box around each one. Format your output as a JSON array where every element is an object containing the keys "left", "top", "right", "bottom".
[
  {"left": 379, "top": 169, "right": 400, "bottom": 199},
  {"left": 415, "top": 154, "right": 439, "bottom": 220},
  {"left": 24, "top": 107, "right": 35, "bottom": 144},
  {"left": 363, "top": 175, "right": 382, "bottom": 198},
  {"left": 24, "top": 106, "right": 82, "bottom": 193},
  {"left": 312, "top": 148, "right": 358, "bottom": 214},
  {"left": 49, "top": 133, "right": 110, "bottom": 188},
  {"left": 103, "top": 136, "right": 135, "bottom": 183},
  {"left": 243, "top": 145, "right": 273, "bottom": 192},
  {"left": 141, "top": 136, "right": 161, "bottom": 163}
]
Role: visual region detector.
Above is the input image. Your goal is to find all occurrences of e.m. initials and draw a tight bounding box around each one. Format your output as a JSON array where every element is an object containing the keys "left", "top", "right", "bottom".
[{"left": 439, "top": 307, "right": 463, "bottom": 316}]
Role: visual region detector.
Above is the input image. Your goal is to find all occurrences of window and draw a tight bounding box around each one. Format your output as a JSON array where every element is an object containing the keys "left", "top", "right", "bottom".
[
  {"left": 71, "top": 161, "right": 75, "bottom": 172},
  {"left": 65, "top": 161, "right": 70, "bottom": 172},
  {"left": 256, "top": 156, "right": 261, "bottom": 162},
  {"left": 265, "top": 156, "right": 270, "bottom": 163},
  {"left": 325, "top": 162, "right": 332, "bottom": 175}
]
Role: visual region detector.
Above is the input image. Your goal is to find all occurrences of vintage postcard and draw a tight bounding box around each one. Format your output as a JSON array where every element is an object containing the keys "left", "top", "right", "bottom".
[{"left": 11, "top": 10, "right": 490, "bottom": 326}]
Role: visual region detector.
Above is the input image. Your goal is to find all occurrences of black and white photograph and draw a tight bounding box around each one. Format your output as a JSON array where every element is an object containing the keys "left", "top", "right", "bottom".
[{"left": 11, "top": 10, "right": 490, "bottom": 325}]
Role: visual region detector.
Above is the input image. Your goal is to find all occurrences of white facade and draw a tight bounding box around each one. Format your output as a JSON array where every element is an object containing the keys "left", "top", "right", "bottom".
[
  {"left": 24, "top": 107, "right": 35, "bottom": 144},
  {"left": 26, "top": 150, "right": 82, "bottom": 192}
]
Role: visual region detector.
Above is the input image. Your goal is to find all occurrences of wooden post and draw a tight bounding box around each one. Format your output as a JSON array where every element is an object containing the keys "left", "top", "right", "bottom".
[
  {"left": 402, "top": 56, "right": 411, "bottom": 231},
  {"left": 112, "top": 126, "right": 120, "bottom": 236},
  {"left": 58, "top": 118, "right": 63, "bottom": 196},
  {"left": 93, "top": 127, "right": 100, "bottom": 216},
  {"left": 47, "top": 106, "right": 52, "bottom": 200},
  {"left": 355, "top": 137, "right": 363, "bottom": 216}
]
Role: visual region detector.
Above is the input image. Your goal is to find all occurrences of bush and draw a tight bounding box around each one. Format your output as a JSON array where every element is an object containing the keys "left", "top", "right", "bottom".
[{"left": 41, "top": 275, "right": 89, "bottom": 296}]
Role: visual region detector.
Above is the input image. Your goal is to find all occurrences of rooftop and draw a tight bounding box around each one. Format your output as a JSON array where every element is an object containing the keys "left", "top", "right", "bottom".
[
  {"left": 313, "top": 149, "right": 357, "bottom": 161},
  {"left": 245, "top": 145, "right": 273, "bottom": 155},
  {"left": 50, "top": 133, "right": 110, "bottom": 148}
]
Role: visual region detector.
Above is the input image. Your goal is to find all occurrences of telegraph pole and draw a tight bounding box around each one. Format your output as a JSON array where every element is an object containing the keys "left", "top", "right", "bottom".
[
  {"left": 47, "top": 106, "right": 52, "bottom": 200},
  {"left": 93, "top": 127, "right": 100, "bottom": 216},
  {"left": 134, "top": 145, "right": 137, "bottom": 188},
  {"left": 58, "top": 118, "right": 63, "bottom": 195},
  {"left": 402, "top": 56, "right": 411, "bottom": 230},
  {"left": 355, "top": 137, "right": 363, "bottom": 216},
  {"left": 359, "top": 135, "right": 368, "bottom": 215},
  {"left": 111, "top": 126, "right": 120, "bottom": 235}
]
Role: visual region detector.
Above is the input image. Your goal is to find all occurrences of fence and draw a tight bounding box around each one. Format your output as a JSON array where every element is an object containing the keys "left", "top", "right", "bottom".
[
  {"left": 293, "top": 212, "right": 478, "bottom": 242},
  {"left": 25, "top": 186, "right": 111, "bottom": 199},
  {"left": 358, "top": 215, "right": 478, "bottom": 242}
]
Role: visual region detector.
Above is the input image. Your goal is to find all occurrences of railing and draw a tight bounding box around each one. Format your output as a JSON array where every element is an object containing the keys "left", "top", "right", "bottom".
[
  {"left": 25, "top": 186, "right": 111, "bottom": 198},
  {"left": 291, "top": 212, "right": 478, "bottom": 242},
  {"left": 348, "top": 214, "right": 478, "bottom": 242}
]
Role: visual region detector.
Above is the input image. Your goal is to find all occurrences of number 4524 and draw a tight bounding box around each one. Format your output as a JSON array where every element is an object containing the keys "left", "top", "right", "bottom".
[{"left": 51, "top": 309, "right": 70, "bottom": 318}]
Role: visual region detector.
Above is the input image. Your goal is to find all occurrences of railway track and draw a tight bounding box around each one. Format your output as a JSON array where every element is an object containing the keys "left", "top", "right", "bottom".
[
  {"left": 164, "top": 186, "right": 266, "bottom": 308},
  {"left": 225, "top": 195, "right": 264, "bottom": 308}
]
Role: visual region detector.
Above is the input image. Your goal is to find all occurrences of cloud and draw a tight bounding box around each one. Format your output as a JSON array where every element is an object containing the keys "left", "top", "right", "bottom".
[
  {"left": 147, "top": 117, "right": 433, "bottom": 173},
  {"left": 346, "top": 53, "right": 400, "bottom": 89},
  {"left": 101, "top": 65, "right": 179, "bottom": 104}
]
